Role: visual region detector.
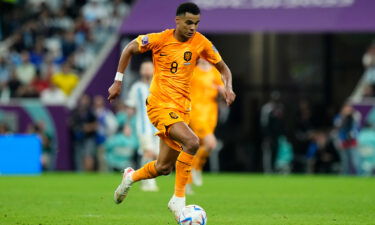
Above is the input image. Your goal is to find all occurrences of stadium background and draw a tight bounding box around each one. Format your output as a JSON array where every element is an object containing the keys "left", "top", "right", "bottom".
[{"left": 0, "top": 0, "right": 374, "bottom": 175}]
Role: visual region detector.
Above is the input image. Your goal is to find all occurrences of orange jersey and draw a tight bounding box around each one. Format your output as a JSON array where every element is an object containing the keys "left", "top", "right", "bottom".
[
  {"left": 190, "top": 66, "right": 223, "bottom": 109},
  {"left": 189, "top": 66, "right": 223, "bottom": 138},
  {"left": 135, "top": 29, "right": 222, "bottom": 113}
]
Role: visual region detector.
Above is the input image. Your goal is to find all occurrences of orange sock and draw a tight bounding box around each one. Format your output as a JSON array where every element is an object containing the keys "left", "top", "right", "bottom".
[
  {"left": 175, "top": 151, "right": 194, "bottom": 197},
  {"left": 132, "top": 160, "right": 159, "bottom": 182},
  {"left": 192, "top": 147, "right": 210, "bottom": 171}
]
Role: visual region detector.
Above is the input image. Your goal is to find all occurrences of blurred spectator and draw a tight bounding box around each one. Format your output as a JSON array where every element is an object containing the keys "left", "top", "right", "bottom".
[
  {"left": 41, "top": 83, "right": 66, "bottom": 104},
  {"left": 114, "top": 101, "right": 137, "bottom": 131},
  {"left": 362, "top": 42, "right": 375, "bottom": 96},
  {"left": 74, "top": 14, "right": 90, "bottom": 44},
  {"left": 73, "top": 46, "right": 95, "bottom": 72},
  {"left": 61, "top": 30, "right": 76, "bottom": 59},
  {"left": 0, "top": 82, "right": 10, "bottom": 103},
  {"left": 0, "top": 123, "right": 11, "bottom": 134},
  {"left": 52, "top": 63, "right": 79, "bottom": 96},
  {"left": 7, "top": 69, "right": 22, "bottom": 97},
  {"left": 0, "top": 57, "right": 10, "bottom": 84},
  {"left": 260, "top": 91, "right": 286, "bottom": 173},
  {"left": 357, "top": 123, "right": 375, "bottom": 175},
  {"left": 62, "top": 0, "right": 83, "bottom": 18},
  {"left": 40, "top": 54, "right": 59, "bottom": 79},
  {"left": 17, "top": 84, "right": 39, "bottom": 98},
  {"left": 97, "top": 100, "right": 137, "bottom": 171},
  {"left": 110, "top": 0, "right": 130, "bottom": 18},
  {"left": 0, "top": 0, "right": 131, "bottom": 101},
  {"left": 69, "top": 94, "right": 97, "bottom": 171},
  {"left": 104, "top": 124, "right": 138, "bottom": 172},
  {"left": 362, "top": 84, "right": 375, "bottom": 98},
  {"left": 52, "top": 8, "right": 74, "bottom": 31},
  {"left": 306, "top": 131, "right": 340, "bottom": 174},
  {"left": 29, "top": 37, "right": 46, "bottom": 70},
  {"left": 93, "top": 95, "right": 118, "bottom": 145},
  {"left": 16, "top": 51, "right": 36, "bottom": 85},
  {"left": 9, "top": 46, "right": 22, "bottom": 66},
  {"left": 292, "top": 99, "right": 315, "bottom": 173},
  {"left": 333, "top": 104, "right": 361, "bottom": 175},
  {"left": 275, "top": 136, "right": 293, "bottom": 174},
  {"left": 31, "top": 70, "right": 50, "bottom": 93},
  {"left": 362, "top": 41, "right": 375, "bottom": 69},
  {"left": 82, "top": 0, "right": 109, "bottom": 24},
  {"left": 27, "top": 122, "right": 53, "bottom": 170},
  {"left": 108, "top": 0, "right": 130, "bottom": 28}
]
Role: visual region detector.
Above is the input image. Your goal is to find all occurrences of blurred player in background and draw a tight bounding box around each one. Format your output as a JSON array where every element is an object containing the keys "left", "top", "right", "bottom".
[
  {"left": 126, "top": 61, "right": 159, "bottom": 192},
  {"left": 108, "top": 2, "right": 235, "bottom": 220},
  {"left": 187, "top": 58, "right": 224, "bottom": 192}
]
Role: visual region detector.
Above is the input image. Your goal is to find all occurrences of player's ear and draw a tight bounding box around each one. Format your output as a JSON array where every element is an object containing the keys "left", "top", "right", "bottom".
[{"left": 175, "top": 16, "right": 180, "bottom": 25}]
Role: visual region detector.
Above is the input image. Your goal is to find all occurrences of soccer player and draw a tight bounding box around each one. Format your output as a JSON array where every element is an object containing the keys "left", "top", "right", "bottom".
[
  {"left": 125, "top": 61, "right": 159, "bottom": 192},
  {"left": 188, "top": 58, "right": 224, "bottom": 189},
  {"left": 107, "top": 2, "right": 236, "bottom": 220}
]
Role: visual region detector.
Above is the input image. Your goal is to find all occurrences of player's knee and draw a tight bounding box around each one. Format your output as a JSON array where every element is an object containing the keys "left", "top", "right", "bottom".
[
  {"left": 185, "top": 135, "right": 200, "bottom": 154},
  {"left": 155, "top": 163, "right": 174, "bottom": 175},
  {"left": 206, "top": 139, "right": 217, "bottom": 151}
]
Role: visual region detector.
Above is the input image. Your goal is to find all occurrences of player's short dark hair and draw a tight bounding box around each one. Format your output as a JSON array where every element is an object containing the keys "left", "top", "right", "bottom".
[{"left": 176, "top": 2, "right": 200, "bottom": 16}]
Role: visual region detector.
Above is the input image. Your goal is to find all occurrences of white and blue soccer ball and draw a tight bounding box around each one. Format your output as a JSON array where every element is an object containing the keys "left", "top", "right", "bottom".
[{"left": 178, "top": 205, "right": 207, "bottom": 225}]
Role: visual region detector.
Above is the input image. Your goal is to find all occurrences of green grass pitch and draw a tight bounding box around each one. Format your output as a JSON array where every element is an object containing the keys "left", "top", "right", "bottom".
[{"left": 0, "top": 173, "right": 374, "bottom": 225}]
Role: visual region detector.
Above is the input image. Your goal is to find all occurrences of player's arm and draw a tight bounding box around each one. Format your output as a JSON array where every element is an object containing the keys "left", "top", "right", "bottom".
[
  {"left": 216, "top": 85, "right": 226, "bottom": 100},
  {"left": 214, "top": 60, "right": 236, "bottom": 106},
  {"left": 107, "top": 40, "right": 140, "bottom": 102}
]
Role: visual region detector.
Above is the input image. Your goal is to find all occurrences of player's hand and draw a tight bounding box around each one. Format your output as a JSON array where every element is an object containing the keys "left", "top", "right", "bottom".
[
  {"left": 107, "top": 81, "right": 122, "bottom": 102},
  {"left": 223, "top": 87, "right": 236, "bottom": 106}
]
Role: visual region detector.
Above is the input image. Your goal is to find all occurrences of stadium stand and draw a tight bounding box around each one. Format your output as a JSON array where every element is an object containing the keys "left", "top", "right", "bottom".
[{"left": 0, "top": 0, "right": 130, "bottom": 101}]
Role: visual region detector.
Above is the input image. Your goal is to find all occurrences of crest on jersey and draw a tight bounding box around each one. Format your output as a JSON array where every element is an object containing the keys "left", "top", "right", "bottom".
[
  {"left": 184, "top": 51, "right": 192, "bottom": 62},
  {"left": 169, "top": 112, "right": 179, "bottom": 119},
  {"left": 142, "top": 36, "right": 149, "bottom": 45}
]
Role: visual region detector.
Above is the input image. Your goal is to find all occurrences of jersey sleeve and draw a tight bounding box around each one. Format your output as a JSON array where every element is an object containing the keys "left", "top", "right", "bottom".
[
  {"left": 125, "top": 84, "right": 137, "bottom": 108},
  {"left": 200, "top": 37, "right": 222, "bottom": 65},
  {"left": 135, "top": 32, "right": 163, "bottom": 53}
]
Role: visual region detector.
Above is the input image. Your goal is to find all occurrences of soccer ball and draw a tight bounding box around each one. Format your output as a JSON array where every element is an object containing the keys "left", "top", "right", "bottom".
[{"left": 178, "top": 205, "right": 207, "bottom": 225}]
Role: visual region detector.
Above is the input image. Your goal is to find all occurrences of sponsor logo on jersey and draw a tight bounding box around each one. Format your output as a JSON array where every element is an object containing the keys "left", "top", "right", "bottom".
[{"left": 169, "top": 112, "right": 179, "bottom": 119}]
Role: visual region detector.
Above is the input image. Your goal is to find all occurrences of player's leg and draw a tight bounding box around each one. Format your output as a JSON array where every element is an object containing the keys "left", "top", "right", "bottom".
[
  {"left": 114, "top": 137, "right": 179, "bottom": 204},
  {"left": 169, "top": 122, "right": 199, "bottom": 195},
  {"left": 140, "top": 150, "right": 159, "bottom": 191},
  {"left": 192, "top": 134, "right": 217, "bottom": 186},
  {"left": 167, "top": 122, "right": 199, "bottom": 219}
]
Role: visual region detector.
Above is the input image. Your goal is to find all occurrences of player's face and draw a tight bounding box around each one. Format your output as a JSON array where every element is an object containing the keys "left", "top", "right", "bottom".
[
  {"left": 140, "top": 62, "right": 154, "bottom": 79},
  {"left": 176, "top": 12, "right": 200, "bottom": 39}
]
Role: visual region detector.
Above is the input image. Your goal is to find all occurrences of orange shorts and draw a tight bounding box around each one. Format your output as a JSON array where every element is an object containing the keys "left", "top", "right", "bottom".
[
  {"left": 189, "top": 116, "right": 217, "bottom": 139},
  {"left": 146, "top": 96, "right": 190, "bottom": 151},
  {"left": 189, "top": 104, "right": 218, "bottom": 139}
]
